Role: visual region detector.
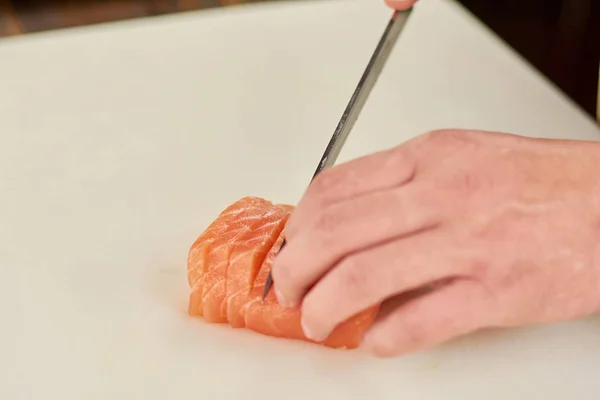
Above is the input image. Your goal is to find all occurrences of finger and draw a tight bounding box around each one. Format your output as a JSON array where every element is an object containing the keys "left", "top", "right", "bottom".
[
  {"left": 272, "top": 181, "right": 442, "bottom": 306},
  {"left": 361, "top": 279, "right": 494, "bottom": 357},
  {"left": 285, "top": 144, "right": 417, "bottom": 239},
  {"left": 385, "top": 0, "right": 418, "bottom": 11},
  {"left": 299, "top": 229, "right": 474, "bottom": 342}
]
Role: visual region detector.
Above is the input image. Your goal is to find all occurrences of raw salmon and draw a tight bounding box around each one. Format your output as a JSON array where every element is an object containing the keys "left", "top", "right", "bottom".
[
  {"left": 187, "top": 196, "right": 379, "bottom": 349},
  {"left": 225, "top": 204, "right": 292, "bottom": 327}
]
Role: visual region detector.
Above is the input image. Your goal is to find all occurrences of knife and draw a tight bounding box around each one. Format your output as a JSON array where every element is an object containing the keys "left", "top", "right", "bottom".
[{"left": 262, "top": 8, "right": 413, "bottom": 300}]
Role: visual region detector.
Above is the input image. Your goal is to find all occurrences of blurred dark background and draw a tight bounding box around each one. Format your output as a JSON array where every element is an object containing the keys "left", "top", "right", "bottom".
[{"left": 0, "top": 0, "right": 598, "bottom": 119}]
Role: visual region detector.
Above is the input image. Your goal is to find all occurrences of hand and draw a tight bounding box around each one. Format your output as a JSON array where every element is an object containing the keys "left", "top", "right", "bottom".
[
  {"left": 271, "top": 129, "right": 600, "bottom": 357},
  {"left": 385, "top": 0, "right": 418, "bottom": 10}
]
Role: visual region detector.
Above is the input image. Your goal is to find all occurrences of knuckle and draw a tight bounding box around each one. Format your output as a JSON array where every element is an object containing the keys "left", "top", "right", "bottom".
[
  {"left": 422, "top": 129, "right": 456, "bottom": 144},
  {"left": 421, "top": 129, "right": 480, "bottom": 152},
  {"left": 425, "top": 128, "right": 465, "bottom": 142},
  {"left": 386, "top": 145, "right": 418, "bottom": 179},
  {"left": 466, "top": 258, "right": 491, "bottom": 279},
  {"left": 312, "top": 207, "right": 342, "bottom": 237},
  {"left": 337, "top": 255, "right": 371, "bottom": 294},
  {"left": 318, "top": 227, "right": 340, "bottom": 252},
  {"left": 452, "top": 171, "right": 485, "bottom": 199},
  {"left": 400, "top": 314, "right": 427, "bottom": 348},
  {"left": 312, "top": 230, "right": 345, "bottom": 265}
]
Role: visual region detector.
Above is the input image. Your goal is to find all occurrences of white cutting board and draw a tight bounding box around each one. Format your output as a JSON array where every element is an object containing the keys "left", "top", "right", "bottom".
[{"left": 1, "top": 0, "right": 600, "bottom": 399}]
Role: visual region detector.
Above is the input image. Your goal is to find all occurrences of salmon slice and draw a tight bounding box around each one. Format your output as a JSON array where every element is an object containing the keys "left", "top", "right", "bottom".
[
  {"left": 187, "top": 200, "right": 252, "bottom": 316},
  {"left": 188, "top": 197, "right": 272, "bottom": 320},
  {"left": 187, "top": 197, "right": 379, "bottom": 350},
  {"left": 202, "top": 197, "right": 284, "bottom": 323},
  {"left": 227, "top": 204, "right": 295, "bottom": 328},
  {"left": 226, "top": 204, "right": 291, "bottom": 328}
]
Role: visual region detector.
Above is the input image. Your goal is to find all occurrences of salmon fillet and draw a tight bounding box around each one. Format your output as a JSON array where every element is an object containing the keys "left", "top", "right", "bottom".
[
  {"left": 226, "top": 204, "right": 292, "bottom": 328},
  {"left": 187, "top": 199, "right": 251, "bottom": 316},
  {"left": 187, "top": 196, "right": 379, "bottom": 349},
  {"left": 187, "top": 197, "right": 268, "bottom": 322}
]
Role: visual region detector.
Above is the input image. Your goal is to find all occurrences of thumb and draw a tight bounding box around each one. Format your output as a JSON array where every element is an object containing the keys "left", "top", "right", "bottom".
[{"left": 385, "top": 0, "right": 418, "bottom": 10}]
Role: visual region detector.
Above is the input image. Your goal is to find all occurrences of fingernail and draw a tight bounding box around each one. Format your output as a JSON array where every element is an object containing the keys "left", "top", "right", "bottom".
[
  {"left": 274, "top": 287, "right": 289, "bottom": 306},
  {"left": 301, "top": 317, "right": 318, "bottom": 341},
  {"left": 386, "top": 0, "right": 415, "bottom": 9},
  {"left": 359, "top": 332, "right": 373, "bottom": 351},
  {"left": 301, "top": 317, "right": 327, "bottom": 342}
]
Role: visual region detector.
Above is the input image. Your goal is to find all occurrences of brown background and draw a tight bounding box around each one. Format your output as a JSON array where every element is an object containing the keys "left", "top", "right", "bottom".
[{"left": 1, "top": 0, "right": 598, "bottom": 119}]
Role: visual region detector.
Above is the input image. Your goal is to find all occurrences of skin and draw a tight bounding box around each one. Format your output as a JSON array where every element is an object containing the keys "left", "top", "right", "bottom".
[
  {"left": 266, "top": 0, "right": 600, "bottom": 358},
  {"left": 385, "top": 0, "right": 419, "bottom": 9},
  {"left": 272, "top": 125, "right": 600, "bottom": 357}
]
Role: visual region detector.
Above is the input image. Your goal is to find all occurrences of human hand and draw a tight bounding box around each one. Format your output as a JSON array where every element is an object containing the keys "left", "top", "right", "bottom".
[
  {"left": 385, "top": 0, "right": 418, "bottom": 10},
  {"left": 271, "top": 129, "right": 600, "bottom": 357}
]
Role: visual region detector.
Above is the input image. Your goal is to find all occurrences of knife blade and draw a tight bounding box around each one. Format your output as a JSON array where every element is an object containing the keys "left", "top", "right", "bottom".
[{"left": 262, "top": 8, "right": 413, "bottom": 300}]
